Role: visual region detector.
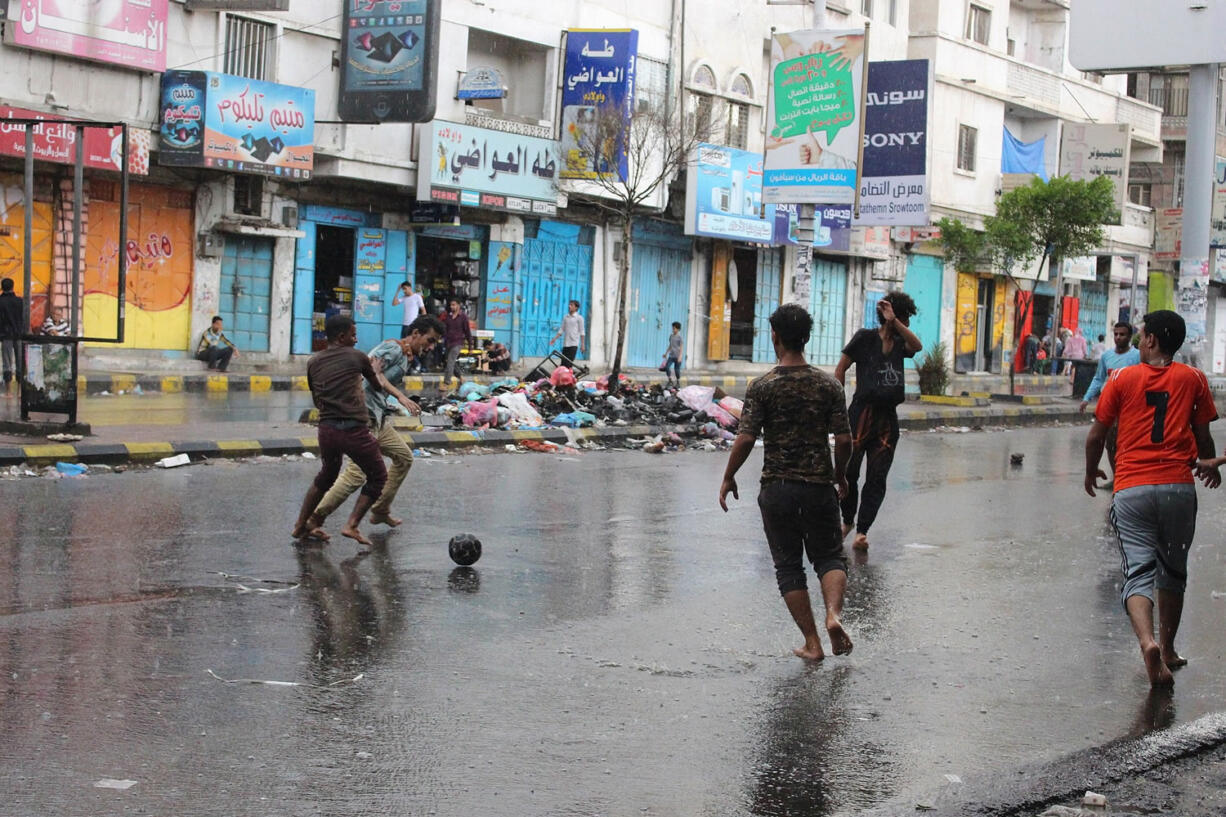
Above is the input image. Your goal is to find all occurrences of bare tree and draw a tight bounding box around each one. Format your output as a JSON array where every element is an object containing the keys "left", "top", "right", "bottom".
[{"left": 567, "top": 99, "right": 717, "bottom": 390}]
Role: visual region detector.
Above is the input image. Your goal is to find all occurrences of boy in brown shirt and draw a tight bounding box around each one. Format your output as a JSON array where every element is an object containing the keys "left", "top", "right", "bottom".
[
  {"left": 720, "top": 304, "right": 854, "bottom": 661},
  {"left": 293, "top": 314, "right": 388, "bottom": 546}
]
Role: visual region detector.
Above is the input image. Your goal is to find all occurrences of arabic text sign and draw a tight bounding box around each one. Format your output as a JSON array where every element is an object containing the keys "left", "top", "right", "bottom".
[
  {"left": 159, "top": 71, "right": 315, "bottom": 179},
  {"left": 1211, "top": 157, "right": 1226, "bottom": 248},
  {"left": 11, "top": 0, "right": 168, "bottom": 72},
  {"left": 560, "top": 29, "right": 638, "bottom": 181},
  {"left": 1060, "top": 123, "right": 1130, "bottom": 216},
  {"left": 854, "top": 59, "right": 930, "bottom": 227},
  {"left": 685, "top": 144, "right": 775, "bottom": 242},
  {"left": 815, "top": 205, "right": 852, "bottom": 253},
  {"left": 0, "top": 107, "right": 150, "bottom": 175},
  {"left": 420, "top": 120, "right": 559, "bottom": 216},
  {"left": 764, "top": 28, "right": 864, "bottom": 204}
]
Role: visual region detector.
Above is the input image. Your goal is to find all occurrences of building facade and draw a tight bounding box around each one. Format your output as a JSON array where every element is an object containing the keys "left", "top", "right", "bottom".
[{"left": 0, "top": 1, "right": 1177, "bottom": 376}]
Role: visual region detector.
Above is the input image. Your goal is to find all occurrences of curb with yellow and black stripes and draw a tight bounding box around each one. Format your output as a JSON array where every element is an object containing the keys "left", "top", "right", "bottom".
[
  {"left": 0, "top": 425, "right": 682, "bottom": 467},
  {"left": 0, "top": 407, "right": 1094, "bottom": 467}
]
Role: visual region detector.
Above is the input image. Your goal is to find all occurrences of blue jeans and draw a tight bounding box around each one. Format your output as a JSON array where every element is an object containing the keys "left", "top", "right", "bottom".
[{"left": 664, "top": 356, "right": 681, "bottom": 379}]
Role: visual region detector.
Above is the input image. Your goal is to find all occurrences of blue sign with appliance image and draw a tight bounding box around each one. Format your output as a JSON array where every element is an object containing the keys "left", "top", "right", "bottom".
[{"left": 686, "top": 143, "right": 776, "bottom": 243}]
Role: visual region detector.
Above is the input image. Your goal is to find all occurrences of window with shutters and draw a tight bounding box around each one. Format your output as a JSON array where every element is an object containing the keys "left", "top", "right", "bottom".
[
  {"left": 957, "top": 124, "right": 977, "bottom": 172},
  {"left": 966, "top": 4, "right": 990, "bottom": 46},
  {"left": 224, "top": 15, "right": 275, "bottom": 80}
]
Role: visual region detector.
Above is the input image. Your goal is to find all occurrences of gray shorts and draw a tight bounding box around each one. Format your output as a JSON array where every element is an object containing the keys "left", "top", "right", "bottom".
[{"left": 1110, "top": 483, "right": 1197, "bottom": 609}]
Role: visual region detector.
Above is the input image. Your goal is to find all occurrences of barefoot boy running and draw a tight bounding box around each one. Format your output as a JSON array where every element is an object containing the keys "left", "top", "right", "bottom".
[
  {"left": 1085, "top": 310, "right": 1220, "bottom": 687},
  {"left": 293, "top": 315, "right": 389, "bottom": 546},
  {"left": 720, "top": 304, "right": 854, "bottom": 661}
]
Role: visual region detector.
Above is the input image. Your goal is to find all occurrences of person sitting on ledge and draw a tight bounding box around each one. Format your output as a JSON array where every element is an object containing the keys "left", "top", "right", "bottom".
[{"left": 196, "top": 315, "right": 240, "bottom": 371}]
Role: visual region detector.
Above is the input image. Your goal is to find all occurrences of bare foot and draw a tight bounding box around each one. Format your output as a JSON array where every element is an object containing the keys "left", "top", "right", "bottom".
[
  {"left": 291, "top": 523, "right": 329, "bottom": 541},
  {"left": 793, "top": 641, "right": 826, "bottom": 661},
  {"left": 1162, "top": 649, "right": 1188, "bottom": 669},
  {"left": 341, "top": 525, "right": 372, "bottom": 546},
  {"left": 852, "top": 533, "right": 869, "bottom": 551},
  {"left": 827, "top": 620, "right": 853, "bottom": 655},
  {"left": 370, "top": 513, "right": 402, "bottom": 527},
  {"left": 1143, "top": 644, "right": 1175, "bottom": 688},
  {"left": 841, "top": 522, "right": 854, "bottom": 539}
]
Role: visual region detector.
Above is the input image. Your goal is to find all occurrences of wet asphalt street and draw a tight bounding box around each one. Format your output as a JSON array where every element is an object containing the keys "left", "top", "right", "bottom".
[{"left": 3, "top": 425, "right": 1226, "bottom": 816}]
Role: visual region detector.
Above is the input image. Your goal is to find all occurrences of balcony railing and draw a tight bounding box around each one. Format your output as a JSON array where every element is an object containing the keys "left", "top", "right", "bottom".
[
  {"left": 1115, "top": 96, "right": 1162, "bottom": 141},
  {"left": 1148, "top": 86, "right": 1189, "bottom": 117}
]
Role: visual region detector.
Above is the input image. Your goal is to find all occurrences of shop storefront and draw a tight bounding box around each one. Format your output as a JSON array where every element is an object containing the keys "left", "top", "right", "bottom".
[
  {"left": 291, "top": 207, "right": 491, "bottom": 355},
  {"left": 1, "top": 107, "right": 155, "bottom": 339},
  {"left": 627, "top": 220, "right": 693, "bottom": 368},
  {"left": 686, "top": 144, "right": 789, "bottom": 365},
  {"left": 953, "top": 272, "right": 1007, "bottom": 373}
]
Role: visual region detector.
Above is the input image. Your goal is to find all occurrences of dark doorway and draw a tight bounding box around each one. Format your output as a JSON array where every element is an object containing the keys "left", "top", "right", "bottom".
[
  {"left": 313, "top": 226, "right": 355, "bottom": 351},
  {"left": 728, "top": 247, "right": 758, "bottom": 361}
]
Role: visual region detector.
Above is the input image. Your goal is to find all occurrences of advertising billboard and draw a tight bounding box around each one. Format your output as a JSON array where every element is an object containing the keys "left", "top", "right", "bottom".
[
  {"left": 764, "top": 28, "right": 865, "bottom": 204},
  {"left": 159, "top": 71, "right": 315, "bottom": 178},
  {"left": 685, "top": 144, "right": 775, "bottom": 243},
  {"left": 560, "top": 29, "right": 638, "bottom": 181},
  {"left": 854, "top": 59, "right": 930, "bottom": 226},
  {"left": 9, "top": 0, "right": 167, "bottom": 72}
]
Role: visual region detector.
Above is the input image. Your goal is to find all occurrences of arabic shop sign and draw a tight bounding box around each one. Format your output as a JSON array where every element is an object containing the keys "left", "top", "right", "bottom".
[
  {"left": 685, "top": 144, "right": 776, "bottom": 243},
  {"left": 457, "top": 66, "right": 506, "bottom": 100},
  {"left": 0, "top": 106, "right": 151, "bottom": 175},
  {"left": 764, "top": 28, "right": 865, "bottom": 204},
  {"left": 11, "top": 0, "right": 168, "bottom": 72},
  {"left": 158, "top": 70, "right": 315, "bottom": 179},
  {"left": 1060, "top": 123, "right": 1130, "bottom": 217},
  {"left": 853, "top": 59, "right": 930, "bottom": 227},
  {"left": 560, "top": 29, "right": 638, "bottom": 181},
  {"left": 419, "top": 120, "right": 560, "bottom": 216}
]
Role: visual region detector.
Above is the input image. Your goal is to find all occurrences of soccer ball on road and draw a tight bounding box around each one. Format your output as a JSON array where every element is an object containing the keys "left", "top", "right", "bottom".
[{"left": 448, "top": 533, "right": 482, "bottom": 566}]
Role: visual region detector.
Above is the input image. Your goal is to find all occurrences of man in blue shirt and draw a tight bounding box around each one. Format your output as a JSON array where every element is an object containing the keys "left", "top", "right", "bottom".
[
  {"left": 1080, "top": 320, "right": 1141, "bottom": 484},
  {"left": 313, "top": 314, "right": 443, "bottom": 529}
]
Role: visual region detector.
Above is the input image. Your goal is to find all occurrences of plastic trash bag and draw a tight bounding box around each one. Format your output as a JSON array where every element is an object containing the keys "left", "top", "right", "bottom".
[
  {"left": 497, "top": 392, "right": 545, "bottom": 425},
  {"left": 462, "top": 398, "right": 499, "bottom": 427},
  {"left": 55, "top": 462, "right": 87, "bottom": 476},
  {"left": 717, "top": 395, "right": 744, "bottom": 419},
  {"left": 704, "top": 402, "right": 737, "bottom": 428},
  {"left": 459, "top": 381, "right": 489, "bottom": 399},
  {"left": 677, "top": 385, "right": 716, "bottom": 412},
  {"left": 550, "top": 366, "right": 577, "bottom": 388}
]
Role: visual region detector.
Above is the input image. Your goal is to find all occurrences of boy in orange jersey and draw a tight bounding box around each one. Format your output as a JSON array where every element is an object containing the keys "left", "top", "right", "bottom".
[{"left": 1084, "top": 310, "right": 1220, "bottom": 688}]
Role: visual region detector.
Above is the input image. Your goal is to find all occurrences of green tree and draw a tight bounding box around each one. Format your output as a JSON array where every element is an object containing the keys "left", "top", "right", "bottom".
[{"left": 936, "top": 174, "right": 1118, "bottom": 392}]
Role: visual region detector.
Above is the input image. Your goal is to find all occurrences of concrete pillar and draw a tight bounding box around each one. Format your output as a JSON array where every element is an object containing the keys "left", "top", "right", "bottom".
[{"left": 1176, "top": 63, "right": 1218, "bottom": 365}]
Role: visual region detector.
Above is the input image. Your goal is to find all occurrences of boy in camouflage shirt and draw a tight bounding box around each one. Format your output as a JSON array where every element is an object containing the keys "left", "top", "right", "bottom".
[{"left": 720, "top": 304, "right": 854, "bottom": 661}]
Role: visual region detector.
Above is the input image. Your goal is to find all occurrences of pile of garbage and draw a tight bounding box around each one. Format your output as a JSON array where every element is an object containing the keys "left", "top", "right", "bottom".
[{"left": 411, "top": 369, "right": 742, "bottom": 442}]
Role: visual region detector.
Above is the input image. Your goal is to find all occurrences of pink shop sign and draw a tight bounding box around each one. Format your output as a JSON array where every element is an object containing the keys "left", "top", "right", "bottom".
[{"left": 10, "top": 0, "right": 168, "bottom": 73}]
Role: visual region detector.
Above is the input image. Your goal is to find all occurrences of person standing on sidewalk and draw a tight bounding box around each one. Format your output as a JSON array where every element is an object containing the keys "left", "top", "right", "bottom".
[
  {"left": 196, "top": 316, "right": 239, "bottom": 372},
  {"left": 661, "top": 321, "right": 683, "bottom": 387},
  {"left": 0, "top": 278, "right": 23, "bottom": 391},
  {"left": 719, "top": 303, "right": 854, "bottom": 661},
  {"left": 549, "top": 300, "right": 585, "bottom": 367},
  {"left": 439, "top": 298, "right": 472, "bottom": 392},
  {"left": 313, "top": 315, "right": 443, "bottom": 529},
  {"left": 1085, "top": 310, "right": 1220, "bottom": 688},
  {"left": 292, "top": 315, "right": 389, "bottom": 546},
  {"left": 833, "top": 291, "right": 922, "bottom": 551},
  {"left": 1080, "top": 321, "right": 1141, "bottom": 486},
  {"left": 392, "top": 281, "right": 425, "bottom": 339}
]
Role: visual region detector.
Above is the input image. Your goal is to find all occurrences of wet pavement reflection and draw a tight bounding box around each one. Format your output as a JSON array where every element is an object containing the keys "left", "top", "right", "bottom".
[{"left": 2, "top": 425, "right": 1225, "bottom": 815}]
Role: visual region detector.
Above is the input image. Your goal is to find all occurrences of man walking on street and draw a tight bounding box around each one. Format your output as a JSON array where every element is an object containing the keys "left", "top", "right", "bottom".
[
  {"left": 293, "top": 314, "right": 389, "bottom": 546},
  {"left": 392, "top": 281, "right": 425, "bottom": 339},
  {"left": 440, "top": 298, "right": 472, "bottom": 392},
  {"left": 550, "top": 300, "right": 585, "bottom": 367},
  {"left": 0, "top": 278, "right": 23, "bottom": 391},
  {"left": 1080, "top": 321, "right": 1141, "bottom": 486},
  {"left": 313, "top": 315, "right": 443, "bottom": 530},
  {"left": 834, "top": 291, "right": 923, "bottom": 551},
  {"left": 720, "top": 303, "right": 854, "bottom": 661},
  {"left": 1085, "top": 310, "right": 1220, "bottom": 688}
]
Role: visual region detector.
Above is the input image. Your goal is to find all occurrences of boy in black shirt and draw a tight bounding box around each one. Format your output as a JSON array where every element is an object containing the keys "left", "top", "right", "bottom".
[{"left": 834, "top": 291, "right": 922, "bottom": 551}]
